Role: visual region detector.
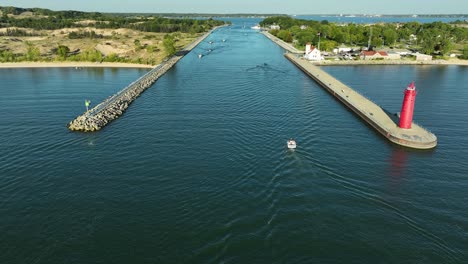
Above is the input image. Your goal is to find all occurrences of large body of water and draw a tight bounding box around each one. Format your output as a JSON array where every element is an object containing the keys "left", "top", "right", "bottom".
[{"left": 1, "top": 18, "right": 468, "bottom": 263}]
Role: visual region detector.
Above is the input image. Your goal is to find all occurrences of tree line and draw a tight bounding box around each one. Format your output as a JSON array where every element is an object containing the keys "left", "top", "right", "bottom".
[
  {"left": 261, "top": 16, "right": 468, "bottom": 57},
  {"left": 0, "top": 6, "right": 225, "bottom": 33}
]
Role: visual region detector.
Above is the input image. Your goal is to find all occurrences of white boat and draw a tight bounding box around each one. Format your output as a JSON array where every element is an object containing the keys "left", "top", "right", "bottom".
[
  {"left": 198, "top": 54, "right": 203, "bottom": 58},
  {"left": 287, "top": 139, "right": 297, "bottom": 149},
  {"left": 251, "top": 24, "right": 261, "bottom": 30}
]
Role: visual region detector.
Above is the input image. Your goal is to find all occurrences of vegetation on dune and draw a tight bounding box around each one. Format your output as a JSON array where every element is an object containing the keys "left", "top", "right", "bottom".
[
  {"left": 261, "top": 16, "right": 468, "bottom": 57},
  {"left": 0, "top": 6, "right": 226, "bottom": 64},
  {"left": 162, "top": 34, "right": 176, "bottom": 56},
  {"left": 0, "top": 6, "right": 224, "bottom": 33}
]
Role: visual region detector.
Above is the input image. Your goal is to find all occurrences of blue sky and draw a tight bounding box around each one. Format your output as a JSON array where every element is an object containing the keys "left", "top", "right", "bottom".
[{"left": 1, "top": 0, "right": 467, "bottom": 14}]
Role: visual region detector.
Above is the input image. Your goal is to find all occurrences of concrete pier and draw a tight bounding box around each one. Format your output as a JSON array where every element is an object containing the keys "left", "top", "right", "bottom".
[
  {"left": 68, "top": 26, "right": 224, "bottom": 132},
  {"left": 285, "top": 53, "right": 437, "bottom": 149},
  {"left": 260, "top": 31, "right": 304, "bottom": 54}
]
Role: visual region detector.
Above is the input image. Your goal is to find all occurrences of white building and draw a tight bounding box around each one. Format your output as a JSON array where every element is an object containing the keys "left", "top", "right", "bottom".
[
  {"left": 304, "top": 43, "right": 324, "bottom": 61},
  {"left": 270, "top": 24, "right": 281, "bottom": 30},
  {"left": 415, "top": 53, "right": 432, "bottom": 61}
]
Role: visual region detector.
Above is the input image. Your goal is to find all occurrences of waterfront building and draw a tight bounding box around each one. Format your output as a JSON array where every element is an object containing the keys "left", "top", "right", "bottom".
[
  {"left": 360, "top": 50, "right": 389, "bottom": 60},
  {"left": 270, "top": 24, "right": 281, "bottom": 30},
  {"left": 304, "top": 43, "right": 324, "bottom": 61},
  {"left": 415, "top": 53, "right": 433, "bottom": 61}
]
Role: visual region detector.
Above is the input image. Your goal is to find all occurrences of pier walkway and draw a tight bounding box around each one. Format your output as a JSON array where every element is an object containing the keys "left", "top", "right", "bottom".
[
  {"left": 285, "top": 53, "right": 437, "bottom": 149},
  {"left": 260, "top": 31, "right": 304, "bottom": 54},
  {"left": 68, "top": 26, "right": 224, "bottom": 132}
]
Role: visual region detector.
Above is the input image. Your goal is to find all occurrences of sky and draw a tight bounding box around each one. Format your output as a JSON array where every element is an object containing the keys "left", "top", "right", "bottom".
[{"left": 1, "top": 0, "right": 467, "bottom": 14}]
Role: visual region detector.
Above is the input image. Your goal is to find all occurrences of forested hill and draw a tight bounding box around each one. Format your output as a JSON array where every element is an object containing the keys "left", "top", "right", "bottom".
[
  {"left": 0, "top": 6, "right": 226, "bottom": 33},
  {"left": 0, "top": 6, "right": 226, "bottom": 65}
]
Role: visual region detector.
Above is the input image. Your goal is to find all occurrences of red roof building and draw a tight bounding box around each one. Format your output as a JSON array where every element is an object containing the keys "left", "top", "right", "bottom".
[{"left": 360, "top": 51, "right": 389, "bottom": 60}]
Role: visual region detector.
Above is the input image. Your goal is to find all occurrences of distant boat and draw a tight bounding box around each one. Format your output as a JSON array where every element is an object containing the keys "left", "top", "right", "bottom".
[
  {"left": 287, "top": 139, "right": 297, "bottom": 149},
  {"left": 251, "top": 24, "right": 261, "bottom": 30},
  {"left": 198, "top": 54, "right": 203, "bottom": 58}
]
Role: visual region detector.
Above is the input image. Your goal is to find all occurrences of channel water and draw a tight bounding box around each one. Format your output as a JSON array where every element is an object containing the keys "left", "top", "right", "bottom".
[{"left": 1, "top": 19, "right": 467, "bottom": 263}]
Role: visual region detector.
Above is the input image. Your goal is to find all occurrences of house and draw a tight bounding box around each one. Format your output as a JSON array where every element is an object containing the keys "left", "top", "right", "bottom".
[
  {"left": 360, "top": 50, "right": 389, "bottom": 60},
  {"left": 304, "top": 43, "right": 324, "bottom": 61},
  {"left": 386, "top": 51, "right": 401, "bottom": 60},
  {"left": 300, "top": 25, "right": 308, "bottom": 30},
  {"left": 415, "top": 53, "right": 432, "bottom": 61},
  {"left": 334, "top": 47, "right": 352, "bottom": 54},
  {"left": 270, "top": 24, "right": 281, "bottom": 30}
]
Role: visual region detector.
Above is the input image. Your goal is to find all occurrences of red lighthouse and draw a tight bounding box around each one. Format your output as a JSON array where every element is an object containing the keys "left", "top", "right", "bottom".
[{"left": 399, "top": 81, "right": 417, "bottom": 129}]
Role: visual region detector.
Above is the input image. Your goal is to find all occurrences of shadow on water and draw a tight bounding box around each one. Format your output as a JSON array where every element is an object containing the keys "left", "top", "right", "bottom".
[{"left": 245, "top": 63, "right": 288, "bottom": 74}]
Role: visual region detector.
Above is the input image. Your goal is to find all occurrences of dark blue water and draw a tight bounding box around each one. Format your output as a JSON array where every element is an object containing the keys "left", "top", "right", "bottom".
[{"left": 1, "top": 20, "right": 468, "bottom": 263}]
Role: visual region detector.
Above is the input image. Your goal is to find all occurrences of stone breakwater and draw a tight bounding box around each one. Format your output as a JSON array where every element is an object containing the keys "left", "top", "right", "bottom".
[
  {"left": 68, "top": 26, "right": 225, "bottom": 132},
  {"left": 67, "top": 58, "right": 178, "bottom": 131}
]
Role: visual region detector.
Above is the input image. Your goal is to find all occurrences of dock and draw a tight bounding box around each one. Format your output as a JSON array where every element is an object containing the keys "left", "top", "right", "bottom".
[
  {"left": 285, "top": 53, "right": 437, "bottom": 149},
  {"left": 260, "top": 31, "right": 304, "bottom": 54},
  {"left": 68, "top": 26, "right": 224, "bottom": 132}
]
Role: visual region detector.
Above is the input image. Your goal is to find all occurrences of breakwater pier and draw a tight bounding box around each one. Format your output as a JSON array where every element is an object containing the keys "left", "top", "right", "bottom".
[
  {"left": 68, "top": 26, "right": 224, "bottom": 132},
  {"left": 285, "top": 53, "right": 437, "bottom": 149},
  {"left": 260, "top": 31, "right": 304, "bottom": 54}
]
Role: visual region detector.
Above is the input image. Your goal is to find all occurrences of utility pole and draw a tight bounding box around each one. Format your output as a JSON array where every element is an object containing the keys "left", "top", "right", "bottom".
[
  {"left": 368, "top": 27, "right": 373, "bottom": 50},
  {"left": 318, "top": 32, "right": 321, "bottom": 50}
]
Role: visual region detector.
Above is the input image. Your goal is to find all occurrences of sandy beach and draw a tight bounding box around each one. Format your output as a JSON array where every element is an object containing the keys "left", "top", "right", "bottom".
[{"left": 0, "top": 61, "right": 154, "bottom": 69}]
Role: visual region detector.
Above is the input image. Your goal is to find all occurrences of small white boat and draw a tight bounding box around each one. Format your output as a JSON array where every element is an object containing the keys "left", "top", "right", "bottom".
[
  {"left": 198, "top": 54, "right": 203, "bottom": 58},
  {"left": 287, "top": 139, "right": 297, "bottom": 149},
  {"left": 251, "top": 24, "right": 261, "bottom": 30}
]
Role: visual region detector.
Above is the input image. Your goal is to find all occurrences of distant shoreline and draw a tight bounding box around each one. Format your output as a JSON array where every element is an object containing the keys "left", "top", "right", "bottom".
[{"left": 0, "top": 61, "right": 154, "bottom": 69}]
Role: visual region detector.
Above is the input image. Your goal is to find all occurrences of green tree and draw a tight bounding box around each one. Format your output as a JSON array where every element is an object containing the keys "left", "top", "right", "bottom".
[
  {"left": 163, "top": 34, "right": 176, "bottom": 56},
  {"left": 134, "top": 39, "right": 141, "bottom": 47},
  {"left": 462, "top": 45, "right": 468, "bottom": 60},
  {"left": 277, "top": 30, "right": 293, "bottom": 42},
  {"left": 295, "top": 31, "right": 315, "bottom": 47},
  {"left": 56, "top": 45, "right": 70, "bottom": 60},
  {"left": 437, "top": 37, "right": 453, "bottom": 56},
  {"left": 318, "top": 39, "right": 337, "bottom": 51},
  {"left": 269, "top": 29, "right": 279, "bottom": 36},
  {"left": 0, "top": 50, "right": 15, "bottom": 62},
  {"left": 371, "top": 36, "right": 384, "bottom": 48},
  {"left": 383, "top": 28, "right": 398, "bottom": 47},
  {"left": 25, "top": 42, "right": 41, "bottom": 61},
  {"left": 104, "top": 53, "right": 119, "bottom": 62},
  {"left": 420, "top": 28, "right": 436, "bottom": 54}
]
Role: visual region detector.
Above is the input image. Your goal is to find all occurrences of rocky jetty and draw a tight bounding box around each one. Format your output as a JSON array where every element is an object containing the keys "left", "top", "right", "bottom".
[
  {"left": 68, "top": 25, "right": 225, "bottom": 132},
  {"left": 68, "top": 56, "right": 179, "bottom": 131}
]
